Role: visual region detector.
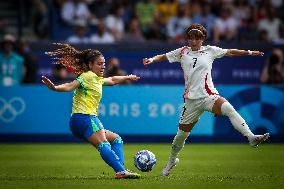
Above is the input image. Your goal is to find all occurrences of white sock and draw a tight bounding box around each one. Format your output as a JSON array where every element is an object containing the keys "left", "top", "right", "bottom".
[
  {"left": 221, "top": 102, "right": 254, "bottom": 138},
  {"left": 169, "top": 129, "right": 190, "bottom": 161}
]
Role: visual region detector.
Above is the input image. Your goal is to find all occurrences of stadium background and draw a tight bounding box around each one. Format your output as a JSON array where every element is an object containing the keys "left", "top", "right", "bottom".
[
  {"left": 1, "top": 1, "right": 284, "bottom": 189},
  {"left": 1, "top": 0, "right": 284, "bottom": 142}
]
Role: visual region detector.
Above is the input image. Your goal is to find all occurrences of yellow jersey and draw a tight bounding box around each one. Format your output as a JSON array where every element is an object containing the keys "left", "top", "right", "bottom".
[{"left": 72, "top": 71, "right": 104, "bottom": 116}]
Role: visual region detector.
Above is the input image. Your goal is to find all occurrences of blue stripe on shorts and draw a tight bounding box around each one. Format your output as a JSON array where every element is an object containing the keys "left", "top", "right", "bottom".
[{"left": 69, "top": 113, "right": 104, "bottom": 140}]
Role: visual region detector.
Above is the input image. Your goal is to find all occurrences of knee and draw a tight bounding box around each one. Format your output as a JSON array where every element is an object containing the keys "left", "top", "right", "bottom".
[
  {"left": 179, "top": 125, "right": 191, "bottom": 132},
  {"left": 111, "top": 136, "right": 123, "bottom": 144},
  {"left": 173, "top": 129, "right": 189, "bottom": 147},
  {"left": 221, "top": 102, "right": 236, "bottom": 117},
  {"left": 97, "top": 141, "right": 111, "bottom": 152},
  {"left": 179, "top": 122, "right": 197, "bottom": 132}
]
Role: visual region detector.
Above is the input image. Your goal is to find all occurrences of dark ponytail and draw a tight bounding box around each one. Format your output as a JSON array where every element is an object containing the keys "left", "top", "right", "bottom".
[{"left": 45, "top": 43, "right": 102, "bottom": 75}]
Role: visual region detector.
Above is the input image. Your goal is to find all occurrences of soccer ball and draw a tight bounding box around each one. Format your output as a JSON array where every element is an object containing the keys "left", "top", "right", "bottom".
[{"left": 134, "top": 150, "right": 157, "bottom": 172}]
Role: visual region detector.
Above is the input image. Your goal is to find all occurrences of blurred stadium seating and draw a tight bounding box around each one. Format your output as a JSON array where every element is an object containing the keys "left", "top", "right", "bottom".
[{"left": 1, "top": 0, "right": 284, "bottom": 142}]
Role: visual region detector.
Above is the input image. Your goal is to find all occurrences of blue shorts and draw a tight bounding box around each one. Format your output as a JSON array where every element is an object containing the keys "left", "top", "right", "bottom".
[{"left": 69, "top": 113, "right": 104, "bottom": 140}]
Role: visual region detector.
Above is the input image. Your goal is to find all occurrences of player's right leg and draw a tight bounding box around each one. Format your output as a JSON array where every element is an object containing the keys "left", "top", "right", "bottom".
[
  {"left": 162, "top": 99, "right": 202, "bottom": 176},
  {"left": 70, "top": 114, "right": 140, "bottom": 179},
  {"left": 161, "top": 122, "right": 197, "bottom": 176}
]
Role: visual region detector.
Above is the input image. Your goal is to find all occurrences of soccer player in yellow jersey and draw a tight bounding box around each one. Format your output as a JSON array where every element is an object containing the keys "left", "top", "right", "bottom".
[{"left": 42, "top": 43, "right": 141, "bottom": 179}]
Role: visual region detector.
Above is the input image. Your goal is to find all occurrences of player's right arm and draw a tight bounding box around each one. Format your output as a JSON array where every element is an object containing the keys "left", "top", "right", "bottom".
[
  {"left": 41, "top": 76, "right": 80, "bottom": 92},
  {"left": 143, "top": 47, "right": 185, "bottom": 66},
  {"left": 143, "top": 54, "right": 168, "bottom": 65}
]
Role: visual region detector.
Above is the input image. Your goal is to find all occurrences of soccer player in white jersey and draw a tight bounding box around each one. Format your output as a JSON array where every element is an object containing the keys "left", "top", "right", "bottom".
[{"left": 143, "top": 23, "right": 270, "bottom": 176}]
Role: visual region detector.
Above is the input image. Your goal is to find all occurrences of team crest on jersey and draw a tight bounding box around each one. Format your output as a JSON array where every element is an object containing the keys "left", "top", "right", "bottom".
[{"left": 179, "top": 47, "right": 189, "bottom": 59}]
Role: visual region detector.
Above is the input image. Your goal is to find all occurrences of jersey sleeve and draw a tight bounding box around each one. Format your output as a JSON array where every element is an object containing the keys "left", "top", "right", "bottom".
[
  {"left": 165, "top": 47, "right": 184, "bottom": 63},
  {"left": 76, "top": 77, "right": 84, "bottom": 89},
  {"left": 76, "top": 72, "right": 88, "bottom": 88},
  {"left": 99, "top": 77, "right": 105, "bottom": 85},
  {"left": 209, "top": 45, "right": 228, "bottom": 59}
]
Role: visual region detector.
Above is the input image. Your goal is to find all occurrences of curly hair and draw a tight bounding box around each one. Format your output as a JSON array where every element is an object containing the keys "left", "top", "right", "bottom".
[
  {"left": 185, "top": 24, "right": 207, "bottom": 40},
  {"left": 45, "top": 43, "right": 102, "bottom": 75}
]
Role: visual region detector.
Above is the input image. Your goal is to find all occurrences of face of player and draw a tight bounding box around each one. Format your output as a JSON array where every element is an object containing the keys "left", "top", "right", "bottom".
[
  {"left": 187, "top": 37, "right": 203, "bottom": 51},
  {"left": 89, "top": 55, "right": 105, "bottom": 77}
]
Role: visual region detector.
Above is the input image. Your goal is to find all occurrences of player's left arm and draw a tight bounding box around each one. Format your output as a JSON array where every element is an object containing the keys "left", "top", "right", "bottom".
[
  {"left": 104, "top": 74, "right": 140, "bottom": 86},
  {"left": 225, "top": 49, "right": 264, "bottom": 57}
]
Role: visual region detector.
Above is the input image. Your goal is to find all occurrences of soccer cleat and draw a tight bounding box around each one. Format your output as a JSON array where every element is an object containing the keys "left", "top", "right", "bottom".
[
  {"left": 161, "top": 158, "right": 179, "bottom": 176},
  {"left": 249, "top": 133, "right": 270, "bottom": 147},
  {"left": 115, "top": 170, "right": 141, "bottom": 179}
]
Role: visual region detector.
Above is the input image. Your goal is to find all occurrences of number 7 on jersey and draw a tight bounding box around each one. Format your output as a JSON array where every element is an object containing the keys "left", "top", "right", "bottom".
[{"left": 192, "top": 58, "right": 198, "bottom": 68}]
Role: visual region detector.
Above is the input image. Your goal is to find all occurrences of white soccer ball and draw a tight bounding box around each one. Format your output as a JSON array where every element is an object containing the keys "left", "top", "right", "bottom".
[{"left": 134, "top": 150, "right": 157, "bottom": 172}]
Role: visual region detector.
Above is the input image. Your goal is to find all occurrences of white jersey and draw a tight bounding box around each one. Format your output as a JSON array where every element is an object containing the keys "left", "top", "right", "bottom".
[{"left": 166, "top": 45, "right": 228, "bottom": 99}]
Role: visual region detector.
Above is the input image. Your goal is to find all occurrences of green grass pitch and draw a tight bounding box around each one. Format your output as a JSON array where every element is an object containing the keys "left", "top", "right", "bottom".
[{"left": 0, "top": 143, "right": 283, "bottom": 189}]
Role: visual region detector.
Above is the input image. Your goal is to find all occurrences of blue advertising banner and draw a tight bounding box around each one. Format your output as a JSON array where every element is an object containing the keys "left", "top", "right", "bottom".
[
  {"left": 0, "top": 85, "right": 283, "bottom": 142},
  {"left": 0, "top": 86, "right": 72, "bottom": 134},
  {"left": 35, "top": 48, "right": 268, "bottom": 85}
]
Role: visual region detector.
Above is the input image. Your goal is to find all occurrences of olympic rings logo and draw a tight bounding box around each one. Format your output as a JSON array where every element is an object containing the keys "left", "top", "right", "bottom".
[{"left": 0, "top": 97, "right": 26, "bottom": 123}]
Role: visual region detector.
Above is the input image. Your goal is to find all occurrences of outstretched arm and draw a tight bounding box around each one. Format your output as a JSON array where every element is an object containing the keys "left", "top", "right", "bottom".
[
  {"left": 225, "top": 49, "right": 264, "bottom": 57},
  {"left": 104, "top": 74, "right": 140, "bottom": 86},
  {"left": 41, "top": 76, "right": 80, "bottom": 92},
  {"left": 143, "top": 54, "right": 168, "bottom": 65}
]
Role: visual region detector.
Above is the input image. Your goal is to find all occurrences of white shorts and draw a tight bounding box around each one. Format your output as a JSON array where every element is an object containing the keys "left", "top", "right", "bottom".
[{"left": 179, "top": 95, "right": 220, "bottom": 124}]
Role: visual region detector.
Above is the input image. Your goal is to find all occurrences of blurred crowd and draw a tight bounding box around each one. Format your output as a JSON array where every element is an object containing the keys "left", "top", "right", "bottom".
[
  {"left": 0, "top": 34, "right": 38, "bottom": 87},
  {"left": 0, "top": 0, "right": 283, "bottom": 43},
  {"left": 261, "top": 48, "right": 284, "bottom": 84},
  {"left": 0, "top": 33, "right": 130, "bottom": 86},
  {"left": 36, "top": 0, "right": 284, "bottom": 43},
  {"left": 1, "top": 0, "right": 284, "bottom": 86}
]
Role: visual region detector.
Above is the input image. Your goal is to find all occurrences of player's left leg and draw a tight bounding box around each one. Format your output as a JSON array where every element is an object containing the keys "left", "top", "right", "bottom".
[
  {"left": 83, "top": 116, "right": 126, "bottom": 173},
  {"left": 87, "top": 130, "right": 125, "bottom": 173},
  {"left": 211, "top": 96, "right": 269, "bottom": 146},
  {"left": 88, "top": 131, "right": 140, "bottom": 179},
  {"left": 105, "top": 130, "right": 124, "bottom": 166},
  {"left": 104, "top": 130, "right": 141, "bottom": 179}
]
